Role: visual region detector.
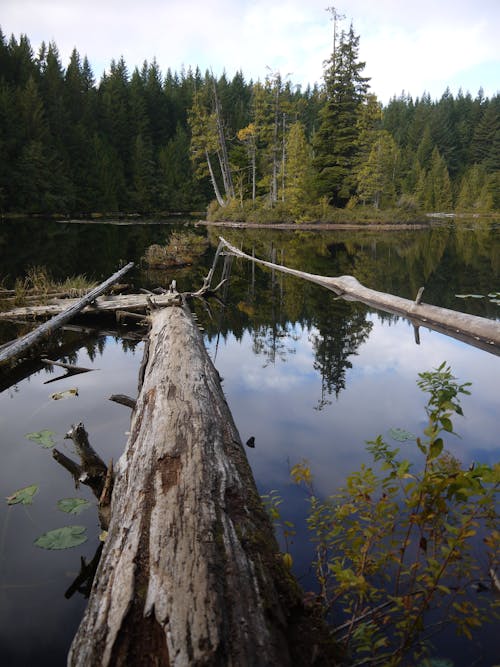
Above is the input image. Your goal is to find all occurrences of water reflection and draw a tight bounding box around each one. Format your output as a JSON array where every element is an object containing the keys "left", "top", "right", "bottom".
[
  {"left": 204, "top": 301, "right": 499, "bottom": 666},
  {"left": 0, "top": 220, "right": 498, "bottom": 665},
  {"left": 0, "top": 337, "right": 143, "bottom": 666}
]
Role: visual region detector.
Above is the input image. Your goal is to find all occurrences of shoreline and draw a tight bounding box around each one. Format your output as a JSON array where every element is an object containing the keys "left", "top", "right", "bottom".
[{"left": 196, "top": 220, "right": 430, "bottom": 231}]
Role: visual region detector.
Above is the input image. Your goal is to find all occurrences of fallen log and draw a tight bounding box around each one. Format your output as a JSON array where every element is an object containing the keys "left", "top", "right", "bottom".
[
  {"left": 0, "top": 291, "right": 197, "bottom": 322},
  {"left": 0, "top": 263, "right": 134, "bottom": 366},
  {"left": 69, "top": 297, "right": 336, "bottom": 666},
  {"left": 220, "top": 237, "right": 500, "bottom": 356}
]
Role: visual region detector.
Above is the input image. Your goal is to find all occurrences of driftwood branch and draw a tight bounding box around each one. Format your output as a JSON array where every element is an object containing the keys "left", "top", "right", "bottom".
[
  {"left": 52, "top": 449, "right": 83, "bottom": 487},
  {"left": 0, "top": 255, "right": 229, "bottom": 324},
  {"left": 0, "top": 262, "right": 134, "bottom": 365},
  {"left": 53, "top": 423, "right": 113, "bottom": 530},
  {"left": 220, "top": 236, "right": 500, "bottom": 356},
  {"left": 109, "top": 394, "right": 137, "bottom": 409},
  {"left": 69, "top": 296, "right": 336, "bottom": 666},
  {"left": 115, "top": 310, "right": 148, "bottom": 324},
  {"left": 65, "top": 423, "right": 108, "bottom": 480}
]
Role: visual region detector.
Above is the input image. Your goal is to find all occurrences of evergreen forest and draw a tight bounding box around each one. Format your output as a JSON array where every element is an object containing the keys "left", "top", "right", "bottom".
[{"left": 0, "top": 24, "right": 498, "bottom": 219}]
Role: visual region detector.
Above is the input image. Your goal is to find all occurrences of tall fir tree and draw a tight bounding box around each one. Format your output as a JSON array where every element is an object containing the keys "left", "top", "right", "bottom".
[
  {"left": 356, "top": 130, "right": 399, "bottom": 209},
  {"left": 279, "top": 120, "right": 314, "bottom": 215},
  {"left": 313, "top": 21, "right": 370, "bottom": 206}
]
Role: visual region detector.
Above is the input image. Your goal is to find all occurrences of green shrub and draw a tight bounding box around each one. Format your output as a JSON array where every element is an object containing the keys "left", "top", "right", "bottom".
[{"left": 269, "top": 364, "right": 499, "bottom": 665}]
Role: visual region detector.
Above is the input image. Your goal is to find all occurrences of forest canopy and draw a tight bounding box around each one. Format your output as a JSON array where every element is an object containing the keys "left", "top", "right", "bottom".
[{"left": 0, "top": 24, "right": 498, "bottom": 218}]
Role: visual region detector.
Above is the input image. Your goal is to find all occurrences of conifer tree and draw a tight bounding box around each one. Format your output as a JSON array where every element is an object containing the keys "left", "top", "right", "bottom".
[
  {"left": 418, "top": 147, "right": 453, "bottom": 212},
  {"left": 280, "top": 121, "right": 314, "bottom": 215},
  {"left": 159, "top": 123, "right": 200, "bottom": 210},
  {"left": 356, "top": 130, "right": 399, "bottom": 208},
  {"left": 313, "top": 21, "right": 370, "bottom": 205},
  {"left": 456, "top": 163, "right": 487, "bottom": 211}
]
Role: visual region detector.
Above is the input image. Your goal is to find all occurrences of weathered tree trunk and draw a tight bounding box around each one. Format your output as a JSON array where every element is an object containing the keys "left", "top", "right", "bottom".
[
  {"left": 220, "top": 237, "right": 500, "bottom": 355},
  {"left": 212, "top": 77, "right": 235, "bottom": 200},
  {"left": 69, "top": 298, "right": 335, "bottom": 666},
  {"left": 0, "top": 263, "right": 134, "bottom": 365},
  {"left": 206, "top": 149, "right": 225, "bottom": 207}
]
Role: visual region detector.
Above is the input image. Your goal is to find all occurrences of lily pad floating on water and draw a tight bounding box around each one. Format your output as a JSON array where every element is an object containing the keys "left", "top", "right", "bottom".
[
  {"left": 50, "top": 388, "right": 79, "bottom": 401},
  {"left": 57, "top": 498, "right": 91, "bottom": 515},
  {"left": 34, "top": 525, "right": 87, "bottom": 550},
  {"left": 455, "top": 294, "right": 485, "bottom": 299},
  {"left": 6, "top": 484, "right": 39, "bottom": 505},
  {"left": 25, "top": 429, "right": 56, "bottom": 448},
  {"left": 389, "top": 427, "right": 417, "bottom": 442}
]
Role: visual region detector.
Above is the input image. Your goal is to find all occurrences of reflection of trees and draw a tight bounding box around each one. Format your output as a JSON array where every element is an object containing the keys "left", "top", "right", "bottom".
[
  {"left": 213, "top": 223, "right": 499, "bottom": 319},
  {"left": 310, "top": 299, "right": 373, "bottom": 409},
  {"left": 252, "top": 321, "right": 299, "bottom": 367},
  {"left": 250, "top": 244, "right": 302, "bottom": 366},
  {"left": 0, "top": 326, "right": 142, "bottom": 394},
  {"left": 202, "top": 226, "right": 498, "bottom": 406}
]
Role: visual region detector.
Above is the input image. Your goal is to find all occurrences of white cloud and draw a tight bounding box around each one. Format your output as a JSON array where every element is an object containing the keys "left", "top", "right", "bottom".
[{"left": 2, "top": 0, "right": 498, "bottom": 101}]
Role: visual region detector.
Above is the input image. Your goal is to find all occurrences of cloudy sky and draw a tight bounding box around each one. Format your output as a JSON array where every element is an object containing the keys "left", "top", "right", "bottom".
[{"left": 2, "top": 0, "right": 499, "bottom": 103}]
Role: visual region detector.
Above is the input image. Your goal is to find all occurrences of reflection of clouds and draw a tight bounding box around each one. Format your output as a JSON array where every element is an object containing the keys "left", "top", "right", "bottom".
[
  {"left": 208, "top": 314, "right": 500, "bottom": 499},
  {"left": 1, "top": 314, "right": 498, "bottom": 662},
  {"left": 211, "top": 327, "right": 315, "bottom": 393},
  {"left": 0, "top": 336, "right": 143, "bottom": 666}
]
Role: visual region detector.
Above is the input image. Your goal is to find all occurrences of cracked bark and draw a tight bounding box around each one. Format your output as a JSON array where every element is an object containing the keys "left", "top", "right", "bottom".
[{"left": 68, "top": 300, "right": 337, "bottom": 666}]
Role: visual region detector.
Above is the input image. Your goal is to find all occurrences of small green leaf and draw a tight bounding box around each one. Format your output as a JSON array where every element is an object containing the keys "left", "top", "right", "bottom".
[
  {"left": 429, "top": 438, "right": 444, "bottom": 461},
  {"left": 57, "top": 498, "right": 91, "bottom": 515},
  {"left": 25, "top": 430, "right": 56, "bottom": 448},
  {"left": 34, "top": 525, "right": 87, "bottom": 550},
  {"left": 50, "top": 388, "right": 78, "bottom": 401},
  {"left": 389, "top": 427, "right": 417, "bottom": 442},
  {"left": 6, "top": 484, "right": 39, "bottom": 505},
  {"left": 440, "top": 416, "right": 453, "bottom": 432}
]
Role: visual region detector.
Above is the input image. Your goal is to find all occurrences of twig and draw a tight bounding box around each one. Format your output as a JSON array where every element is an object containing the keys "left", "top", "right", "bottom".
[
  {"left": 109, "top": 394, "right": 137, "bottom": 409},
  {"left": 52, "top": 448, "right": 83, "bottom": 488}
]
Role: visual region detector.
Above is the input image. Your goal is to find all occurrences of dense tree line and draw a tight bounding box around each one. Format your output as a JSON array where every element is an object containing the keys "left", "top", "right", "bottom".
[{"left": 0, "top": 24, "right": 498, "bottom": 218}]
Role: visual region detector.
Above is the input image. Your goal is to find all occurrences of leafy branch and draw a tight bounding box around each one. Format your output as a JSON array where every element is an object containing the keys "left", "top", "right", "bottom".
[{"left": 269, "top": 363, "right": 499, "bottom": 665}]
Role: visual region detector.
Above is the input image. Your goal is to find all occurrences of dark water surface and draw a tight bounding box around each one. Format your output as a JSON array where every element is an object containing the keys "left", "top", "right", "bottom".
[{"left": 0, "top": 219, "right": 498, "bottom": 666}]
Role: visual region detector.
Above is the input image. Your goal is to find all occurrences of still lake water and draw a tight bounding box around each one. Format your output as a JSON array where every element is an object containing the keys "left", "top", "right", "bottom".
[{"left": 0, "top": 219, "right": 499, "bottom": 666}]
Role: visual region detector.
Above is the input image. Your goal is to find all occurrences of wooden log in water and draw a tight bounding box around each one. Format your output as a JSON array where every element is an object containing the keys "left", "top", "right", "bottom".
[
  {"left": 0, "top": 263, "right": 135, "bottom": 366},
  {"left": 0, "top": 291, "right": 190, "bottom": 322},
  {"left": 68, "top": 298, "right": 335, "bottom": 666},
  {"left": 220, "top": 237, "right": 500, "bottom": 356}
]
